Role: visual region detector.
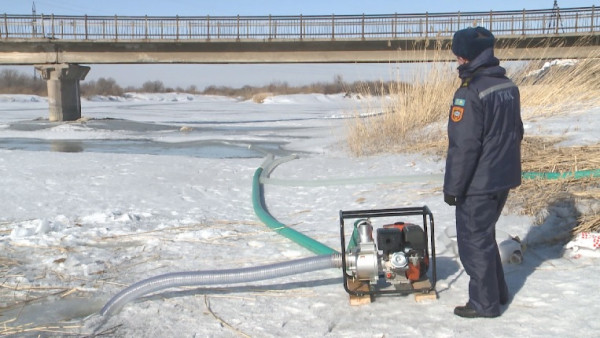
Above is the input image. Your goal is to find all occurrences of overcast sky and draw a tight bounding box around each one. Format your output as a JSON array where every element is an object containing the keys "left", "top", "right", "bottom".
[{"left": 2, "top": 0, "right": 597, "bottom": 89}]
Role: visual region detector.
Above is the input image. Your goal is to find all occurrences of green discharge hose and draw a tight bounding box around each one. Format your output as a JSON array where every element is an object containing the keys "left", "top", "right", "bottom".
[
  {"left": 252, "top": 167, "right": 338, "bottom": 255},
  {"left": 253, "top": 152, "right": 599, "bottom": 255},
  {"left": 347, "top": 219, "right": 368, "bottom": 251},
  {"left": 522, "top": 169, "right": 600, "bottom": 180}
]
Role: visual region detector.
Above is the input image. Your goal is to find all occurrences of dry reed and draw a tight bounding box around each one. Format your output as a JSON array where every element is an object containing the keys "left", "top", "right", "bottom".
[
  {"left": 203, "top": 295, "right": 252, "bottom": 338},
  {"left": 574, "top": 214, "right": 600, "bottom": 233},
  {"left": 346, "top": 36, "right": 600, "bottom": 156},
  {"left": 507, "top": 136, "right": 600, "bottom": 232},
  {"left": 251, "top": 92, "right": 274, "bottom": 103},
  {"left": 521, "top": 136, "right": 600, "bottom": 173},
  {"left": 0, "top": 323, "right": 84, "bottom": 337},
  {"left": 0, "top": 257, "right": 20, "bottom": 268},
  {"left": 346, "top": 39, "right": 456, "bottom": 156},
  {"left": 511, "top": 37, "right": 600, "bottom": 119},
  {"left": 506, "top": 177, "right": 598, "bottom": 220}
]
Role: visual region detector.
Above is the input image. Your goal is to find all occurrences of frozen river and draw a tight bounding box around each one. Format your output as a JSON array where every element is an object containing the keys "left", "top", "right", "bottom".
[{"left": 0, "top": 93, "right": 365, "bottom": 158}]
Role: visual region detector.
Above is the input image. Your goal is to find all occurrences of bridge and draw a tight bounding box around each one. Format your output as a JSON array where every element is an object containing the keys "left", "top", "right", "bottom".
[{"left": 1, "top": 6, "right": 599, "bottom": 121}]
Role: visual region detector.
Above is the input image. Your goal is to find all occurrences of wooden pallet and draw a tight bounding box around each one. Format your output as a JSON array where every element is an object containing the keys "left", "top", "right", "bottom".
[
  {"left": 346, "top": 278, "right": 437, "bottom": 305},
  {"left": 412, "top": 279, "right": 438, "bottom": 302},
  {"left": 347, "top": 279, "right": 373, "bottom": 306}
]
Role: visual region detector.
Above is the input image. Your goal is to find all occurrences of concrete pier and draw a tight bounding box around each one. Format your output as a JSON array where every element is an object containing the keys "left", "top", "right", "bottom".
[{"left": 35, "top": 64, "right": 90, "bottom": 122}]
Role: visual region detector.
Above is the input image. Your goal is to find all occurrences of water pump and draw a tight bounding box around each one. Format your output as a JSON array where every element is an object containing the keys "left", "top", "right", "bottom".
[{"left": 340, "top": 206, "right": 436, "bottom": 297}]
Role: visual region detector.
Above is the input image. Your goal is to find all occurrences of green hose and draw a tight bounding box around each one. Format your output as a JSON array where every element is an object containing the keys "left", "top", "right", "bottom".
[
  {"left": 252, "top": 167, "right": 338, "bottom": 255},
  {"left": 522, "top": 169, "right": 600, "bottom": 180},
  {"left": 253, "top": 152, "right": 599, "bottom": 255}
]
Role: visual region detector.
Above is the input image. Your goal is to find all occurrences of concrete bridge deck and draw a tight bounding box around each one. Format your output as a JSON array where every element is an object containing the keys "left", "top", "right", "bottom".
[
  {"left": 1, "top": 6, "right": 599, "bottom": 64},
  {"left": 1, "top": 34, "right": 600, "bottom": 64}
]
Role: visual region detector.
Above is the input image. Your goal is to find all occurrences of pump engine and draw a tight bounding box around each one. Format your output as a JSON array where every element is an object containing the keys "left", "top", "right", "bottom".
[{"left": 340, "top": 207, "right": 436, "bottom": 296}]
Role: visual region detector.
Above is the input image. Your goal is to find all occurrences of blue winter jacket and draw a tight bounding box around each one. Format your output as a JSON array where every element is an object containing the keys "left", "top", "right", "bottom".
[{"left": 443, "top": 48, "right": 524, "bottom": 197}]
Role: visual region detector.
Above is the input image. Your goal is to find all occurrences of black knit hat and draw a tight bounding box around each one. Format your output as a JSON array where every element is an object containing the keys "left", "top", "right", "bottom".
[{"left": 451, "top": 27, "right": 495, "bottom": 61}]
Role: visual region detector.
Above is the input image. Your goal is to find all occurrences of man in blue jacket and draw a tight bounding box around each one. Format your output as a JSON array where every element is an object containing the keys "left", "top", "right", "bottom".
[{"left": 444, "top": 27, "right": 524, "bottom": 318}]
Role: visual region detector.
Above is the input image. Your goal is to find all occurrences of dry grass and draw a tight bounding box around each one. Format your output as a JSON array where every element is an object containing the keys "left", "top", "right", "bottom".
[
  {"left": 401, "top": 135, "right": 600, "bottom": 174},
  {"left": 521, "top": 137, "right": 600, "bottom": 173},
  {"left": 252, "top": 92, "right": 274, "bottom": 103},
  {"left": 346, "top": 39, "right": 457, "bottom": 156},
  {"left": 507, "top": 137, "right": 600, "bottom": 233},
  {"left": 0, "top": 322, "right": 85, "bottom": 337},
  {"left": 507, "top": 177, "right": 599, "bottom": 220},
  {"left": 511, "top": 37, "right": 600, "bottom": 119},
  {"left": 346, "top": 36, "right": 600, "bottom": 156},
  {"left": 574, "top": 213, "right": 600, "bottom": 233},
  {"left": 203, "top": 295, "right": 252, "bottom": 338},
  {"left": 402, "top": 138, "right": 448, "bottom": 158},
  {"left": 0, "top": 257, "right": 20, "bottom": 269}
]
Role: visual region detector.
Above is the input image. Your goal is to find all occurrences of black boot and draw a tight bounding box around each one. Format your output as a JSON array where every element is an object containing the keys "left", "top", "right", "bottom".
[{"left": 454, "top": 303, "right": 499, "bottom": 318}]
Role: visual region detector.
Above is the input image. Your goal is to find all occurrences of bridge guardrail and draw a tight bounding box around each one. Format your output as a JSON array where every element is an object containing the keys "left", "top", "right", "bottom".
[{"left": 1, "top": 7, "right": 598, "bottom": 41}]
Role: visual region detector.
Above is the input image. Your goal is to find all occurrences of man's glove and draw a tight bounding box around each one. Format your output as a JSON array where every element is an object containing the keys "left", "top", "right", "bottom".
[{"left": 444, "top": 193, "right": 456, "bottom": 206}]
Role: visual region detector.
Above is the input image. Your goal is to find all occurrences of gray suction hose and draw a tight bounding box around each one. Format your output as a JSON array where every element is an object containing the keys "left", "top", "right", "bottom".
[{"left": 101, "top": 254, "right": 342, "bottom": 316}]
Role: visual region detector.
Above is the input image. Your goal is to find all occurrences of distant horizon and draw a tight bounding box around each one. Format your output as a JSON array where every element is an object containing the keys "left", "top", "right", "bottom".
[
  {"left": 3, "top": 60, "right": 530, "bottom": 91},
  {"left": 1, "top": 63, "right": 423, "bottom": 90}
]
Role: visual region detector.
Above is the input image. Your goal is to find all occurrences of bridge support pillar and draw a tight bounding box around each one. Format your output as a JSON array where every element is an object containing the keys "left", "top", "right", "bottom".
[{"left": 35, "top": 64, "right": 90, "bottom": 122}]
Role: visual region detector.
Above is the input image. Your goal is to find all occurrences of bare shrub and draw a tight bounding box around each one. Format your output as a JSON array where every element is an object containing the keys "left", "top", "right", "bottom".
[
  {"left": 141, "top": 80, "right": 165, "bottom": 93},
  {"left": 200, "top": 76, "right": 371, "bottom": 99},
  {"left": 0, "top": 69, "right": 47, "bottom": 96},
  {"left": 80, "top": 77, "right": 124, "bottom": 97}
]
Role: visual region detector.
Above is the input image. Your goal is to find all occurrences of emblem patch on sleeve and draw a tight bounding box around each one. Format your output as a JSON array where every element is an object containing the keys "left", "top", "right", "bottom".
[
  {"left": 450, "top": 106, "right": 464, "bottom": 122},
  {"left": 453, "top": 98, "right": 466, "bottom": 106}
]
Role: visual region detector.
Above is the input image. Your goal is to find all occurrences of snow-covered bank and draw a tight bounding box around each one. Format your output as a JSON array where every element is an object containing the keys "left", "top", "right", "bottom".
[{"left": 1, "top": 93, "right": 599, "bottom": 337}]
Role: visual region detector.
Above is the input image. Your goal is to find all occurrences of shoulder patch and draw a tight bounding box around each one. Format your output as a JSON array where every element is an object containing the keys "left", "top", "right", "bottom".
[
  {"left": 453, "top": 98, "right": 466, "bottom": 106},
  {"left": 450, "top": 106, "right": 464, "bottom": 122}
]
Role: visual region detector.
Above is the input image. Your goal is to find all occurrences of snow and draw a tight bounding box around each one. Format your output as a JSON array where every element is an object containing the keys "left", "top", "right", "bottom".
[
  {"left": 1, "top": 90, "right": 599, "bottom": 337},
  {"left": 525, "top": 59, "right": 579, "bottom": 79}
]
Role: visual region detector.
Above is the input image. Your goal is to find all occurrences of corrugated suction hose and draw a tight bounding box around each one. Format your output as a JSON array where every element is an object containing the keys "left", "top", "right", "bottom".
[{"left": 101, "top": 254, "right": 342, "bottom": 316}]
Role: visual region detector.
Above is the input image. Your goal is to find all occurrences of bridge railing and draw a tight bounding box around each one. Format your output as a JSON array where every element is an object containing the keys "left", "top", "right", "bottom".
[{"left": 1, "top": 6, "right": 597, "bottom": 40}]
